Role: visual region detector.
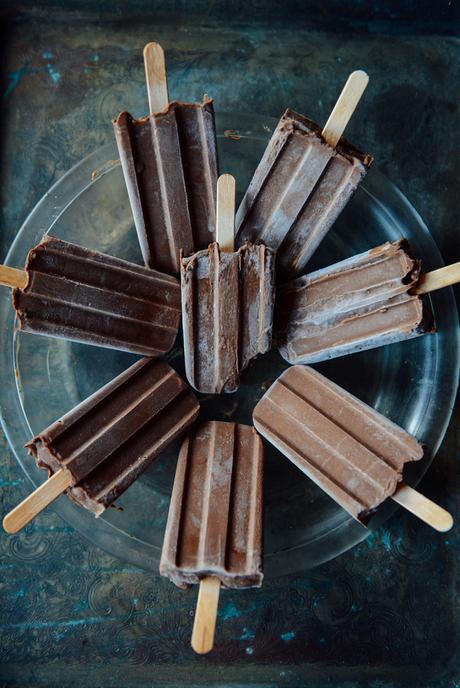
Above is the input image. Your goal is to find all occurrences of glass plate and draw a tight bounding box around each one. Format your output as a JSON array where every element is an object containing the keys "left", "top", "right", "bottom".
[{"left": 0, "top": 113, "right": 458, "bottom": 577}]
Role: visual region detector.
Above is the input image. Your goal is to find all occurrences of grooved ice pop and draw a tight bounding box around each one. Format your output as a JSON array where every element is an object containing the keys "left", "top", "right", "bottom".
[
  {"left": 236, "top": 71, "right": 373, "bottom": 280},
  {"left": 253, "top": 366, "right": 452, "bottom": 532},
  {"left": 277, "top": 241, "right": 460, "bottom": 364},
  {"left": 160, "top": 420, "right": 264, "bottom": 654},
  {"left": 277, "top": 241, "right": 433, "bottom": 364},
  {"left": 113, "top": 42, "right": 218, "bottom": 274},
  {"left": 181, "top": 174, "right": 276, "bottom": 394},
  {"left": 0, "top": 236, "right": 181, "bottom": 356},
  {"left": 3, "top": 358, "right": 199, "bottom": 531}
]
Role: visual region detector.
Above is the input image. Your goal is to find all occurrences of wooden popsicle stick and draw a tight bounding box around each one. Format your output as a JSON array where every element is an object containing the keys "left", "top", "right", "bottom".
[
  {"left": 413, "top": 262, "right": 460, "bottom": 295},
  {"left": 0, "top": 265, "right": 28, "bottom": 289},
  {"left": 191, "top": 576, "right": 221, "bottom": 654},
  {"left": 392, "top": 483, "right": 453, "bottom": 532},
  {"left": 3, "top": 469, "right": 72, "bottom": 534},
  {"left": 216, "top": 174, "right": 236, "bottom": 252},
  {"left": 143, "top": 42, "right": 169, "bottom": 114},
  {"left": 322, "top": 70, "right": 369, "bottom": 148}
]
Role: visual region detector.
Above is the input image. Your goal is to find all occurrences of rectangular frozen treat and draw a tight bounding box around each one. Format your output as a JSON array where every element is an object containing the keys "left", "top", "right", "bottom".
[
  {"left": 253, "top": 365, "right": 424, "bottom": 525},
  {"left": 114, "top": 97, "right": 218, "bottom": 274},
  {"left": 26, "top": 358, "right": 199, "bottom": 516},
  {"left": 12, "top": 236, "right": 181, "bottom": 357},
  {"left": 160, "top": 420, "right": 264, "bottom": 589},
  {"left": 181, "top": 241, "right": 276, "bottom": 393},
  {"left": 277, "top": 240, "right": 435, "bottom": 364},
  {"left": 236, "top": 109, "right": 373, "bottom": 280}
]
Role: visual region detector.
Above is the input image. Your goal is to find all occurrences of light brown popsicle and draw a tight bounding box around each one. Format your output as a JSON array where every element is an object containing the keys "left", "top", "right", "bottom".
[
  {"left": 277, "top": 241, "right": 460, "bottom": 364},
  {"left": 181, "top": 174, "right": 276, "bottom": 394},
  {"left": 236, "top": 71, "right": 372, "bottom": 280},
  {"left": 253, "top": 366, "right": 452, "bottom": 532},
  {"left": 160, "top": 420, "right": 264, "bottom": 654}
]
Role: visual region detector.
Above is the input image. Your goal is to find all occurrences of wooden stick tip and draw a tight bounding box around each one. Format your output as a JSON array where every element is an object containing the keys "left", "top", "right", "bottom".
[
  {"left": 350, "top": 69, "right": 369, "bottom": 84},
  {"left": 191, "top": 636, "right": 213, "bottom": 655},
  {"left": 393, "top": 483, "right": 454, "bottom": 533},
  {"left": 143, "top": 41, "right": 163, "bottom": 57},
  {"left": 2, "top": 514, "right": 19, "bottom": 534},
  {"left": 218, "top": 173, "right": 236, "bottom": 186},
  {"left": 436, "top": 511, "right": 454, "bottom": 533}
]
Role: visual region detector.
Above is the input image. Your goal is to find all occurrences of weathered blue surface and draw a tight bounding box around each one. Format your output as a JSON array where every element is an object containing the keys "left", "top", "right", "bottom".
[{"left": 0, "top": 3, "right": 459, "bottom": 686}]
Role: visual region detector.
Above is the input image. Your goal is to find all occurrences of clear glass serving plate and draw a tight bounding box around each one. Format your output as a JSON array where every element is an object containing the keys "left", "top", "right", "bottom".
[{"left": 0, "top": 113, "right": 458, "bottom": 577}]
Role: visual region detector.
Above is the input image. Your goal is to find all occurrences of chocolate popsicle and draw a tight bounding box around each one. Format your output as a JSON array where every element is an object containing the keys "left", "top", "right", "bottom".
[
  {"left": 277, "top": 240, "right": 434, "bottom": 364},
  {"left": 3, "top": 358, "right": 199, "bottom": 532},
  {"left": 1, "top": 235, "right": 181, "bottom": 356},
  {"left": 113, "top": 42, "right": 218, "bottom": 274},
  {"left": 181, "top": 174, "right": 276, "bottom": 394},
  {"left": 160, "top": 421, "right": 264, "bottom": 654},
  {"left": 253, "top": 366, "right": 452, "bottom": 531},
  {"left": 236, "top": 71, "right": 373, "bottom": 280}
]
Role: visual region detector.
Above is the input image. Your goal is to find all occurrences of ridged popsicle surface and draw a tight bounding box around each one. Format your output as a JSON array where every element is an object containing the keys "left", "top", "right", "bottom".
[
  {"left": 181, "top": 242, "right": 275, "bottom": 393},
  {"left": 278, "top": 241, "right": 433, "bottom": 364},
  {"left": 160, "top": 421, "right": 264, "bottom": 589},
  {"left": 253, "top": 365, "right": 423, "bottom": 524},
  {"left": 236, "top": 109, "right": 372, "bottom": 279},
  {"left": 13, "top": 236, "right": 181, "bottom": 356},
  {"left": 26, "top": 358, "right": 199, "bottom": 516},
  {"left": 114, "top": 97, "right": 218, "bottom": 274}
]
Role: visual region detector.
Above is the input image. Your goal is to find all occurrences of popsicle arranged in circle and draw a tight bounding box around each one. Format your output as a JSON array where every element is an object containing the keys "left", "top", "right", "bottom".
[
  {"left": 277, "top": 240, "right": 460, "bottom": 364},
  {"left": 160, "top": 420, "right": 264, "bottom": 654},
  {"left": 253, "top": 365, "right": 453, "bottom": 532},
  {"left": 181, "top": 174, "right": 276, "bottom": 394},
  {"left": 2, "top": 358, "right": 199, "bottom": 532},
  {"left": 0, "top": 235, "right": 181, "bottom": 356},
  {"left": 236, "top": 70, "right": 373, "bottom": 280},
  {"left": 113, "top": 42, "right": 219, "bottom": 274}
]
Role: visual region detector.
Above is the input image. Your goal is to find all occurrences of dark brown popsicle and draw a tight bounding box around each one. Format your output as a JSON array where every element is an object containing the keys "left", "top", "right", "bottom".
[
  {"left": 26, "top": 358, "right": 199, "bottom": 516},
  {"left": 114, "top": 96, "right": 218, "bottom": 274},
  {"left": 12, "top": 236, "right": 181, "bottom": 356},
  {"left": 160, "top": 420, "right": 264, "bottom": 589}
]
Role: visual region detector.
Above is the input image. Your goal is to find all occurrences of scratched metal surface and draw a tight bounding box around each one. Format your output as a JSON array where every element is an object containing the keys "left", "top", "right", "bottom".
[{"left": 0, "top": 3, "right": 459, "bottom": 687}]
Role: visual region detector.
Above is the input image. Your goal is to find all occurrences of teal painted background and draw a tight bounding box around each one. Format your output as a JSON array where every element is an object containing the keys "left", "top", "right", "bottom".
[{"left": 0, "top": 2, "right": 459, "bottom": 686}]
